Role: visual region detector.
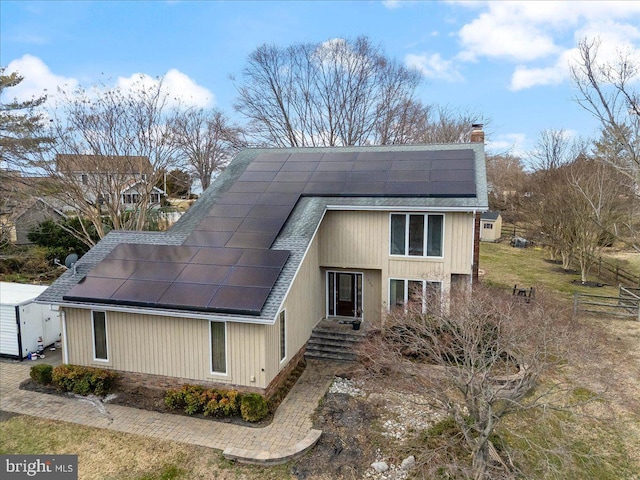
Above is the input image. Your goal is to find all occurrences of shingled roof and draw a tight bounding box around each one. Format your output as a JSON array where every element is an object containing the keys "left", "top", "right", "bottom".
[{"left": 37, "top": 144, "right": 488, "bottom": 324}]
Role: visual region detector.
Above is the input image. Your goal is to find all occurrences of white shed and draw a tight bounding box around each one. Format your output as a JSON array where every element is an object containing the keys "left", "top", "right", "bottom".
[{"left": 0, "top": 282, "right": 61, "bottom": 359}]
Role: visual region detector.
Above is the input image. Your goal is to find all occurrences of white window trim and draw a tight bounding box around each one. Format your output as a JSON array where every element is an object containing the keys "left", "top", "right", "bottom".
[
  {"left": 388, "top": 278, "right": 443, "bottom": 313},
  {"left": 389, "top": 213, "right": 445, "bottom": 259},
  {"left": 279, "top": 310, "right": 287, "bottom": 364},
  {"left": 209, "top": 320, "right": 228, "bottom": 376},
  {"left": 91, "top": 310, "right": 109, "bottom": 362}
]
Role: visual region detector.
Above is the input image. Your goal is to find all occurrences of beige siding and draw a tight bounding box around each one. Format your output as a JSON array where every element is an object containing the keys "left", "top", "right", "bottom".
[
  {"left": 63, "top": 308, "right": 269, "bottom": 388},
  {"left": 266, "top": 235, "right": 325, "bottom": 381},
  {"left": 319, "top": 211, "right": 386, "bottom": 268},
  {"left": 448, "top": 212, "right": 475, "bottom": 274}
]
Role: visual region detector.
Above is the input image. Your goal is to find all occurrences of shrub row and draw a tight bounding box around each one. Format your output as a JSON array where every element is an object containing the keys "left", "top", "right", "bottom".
[
  {"left": 49, "top": 364, "right": 118, "bottom": 396},
  {"left": 164, "top": 384, "right": 268, "bottom": 422}
]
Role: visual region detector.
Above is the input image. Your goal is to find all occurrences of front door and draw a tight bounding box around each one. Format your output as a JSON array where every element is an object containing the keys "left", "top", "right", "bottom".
[{"left": 328, "top": 271, "right": 363, "bottom": 318}]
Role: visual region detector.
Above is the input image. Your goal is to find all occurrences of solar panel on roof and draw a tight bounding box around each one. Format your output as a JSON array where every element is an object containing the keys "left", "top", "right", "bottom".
[
  {"left": 128, "top": 261, "right": 186, "bottom": 281},
  {"left": 146, "top": 245, "right": 200, "bottom": 263},
  {"left": 105, "top": 243, "right": 156, "bottom": 260},
  {"left": 158, "top": 282, "right": 220, "bottom": 308},
  {"left": 183, "top": 231, "right": 233, "bottom": 247},
  {"left": 190, "top": 247, "right": 244, "bottom": 265},
  {"left": 227, "top": 181, "right": 271, "bottom": 193},
  {"left": 194, "top": 216, "right": 244, "bottom": 232},
  {"left": 176, "top": 264, "right": 232, "bottom": 284},
  {"left": 279, "top": 161, "right": 319, "bottom": 172},
  {"left": 225, "top": 266, "right": 282, "bottom": 288},
  {"left": 112, "top": 279, "right": 172, "bottom": 304},
  {"left": 208, "top": 285, "right": 271, "bottom": 314},
  {"left": 237, "top": 217, "right": 286, "bottom": 234},
  {"left": 225, "top": 231, "right": 277, "bottom": 249}
]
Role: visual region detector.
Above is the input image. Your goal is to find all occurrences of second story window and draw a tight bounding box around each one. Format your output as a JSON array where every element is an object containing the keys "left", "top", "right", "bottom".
[
  {"left": 390, "top": 213, "right": 444, "bottom": 257},
  {"left": 81, "top": 174, "right": 88, "bottom": 184}
]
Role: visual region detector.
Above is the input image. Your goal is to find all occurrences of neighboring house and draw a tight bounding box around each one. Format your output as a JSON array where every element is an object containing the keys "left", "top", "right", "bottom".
[
  {"left": 56, "top": 154, "right": 163, "bottom": 208},
  {"left": 480, "top": 211, "right": 502, "bottom": 242},
  {"left": 8, "top": 198, "right": 67, "bottom": 245},
  {"left": 37, "top": 136, "right": 488, "bottom": 396},
  {"left": 120, "top": 181, "right": 164, "bottom": 207}
]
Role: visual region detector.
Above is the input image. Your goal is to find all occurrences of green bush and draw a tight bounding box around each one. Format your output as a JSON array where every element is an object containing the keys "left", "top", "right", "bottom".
[
  {"left": 240, "top": 393, "right": 268, "bottom": 422},
  {"left": 30, "top": 364, "right": 53, "bottom": 385},
  {"left": 164, "top": 385, "right": 241, "bottom": 418},
  {"left": 52, "top": 364, "right": 118, "bottom": 396}
]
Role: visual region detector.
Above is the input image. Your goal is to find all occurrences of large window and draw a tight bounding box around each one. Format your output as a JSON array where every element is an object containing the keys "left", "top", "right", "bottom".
[
  {"left": 390, "top": 213, "right": 444, "bottom": 257},
  {"left": 210, "top": 321, "right": 227, "bottom": 375},
  {"left": 92, "top": 311, "right": 108, "bottom": 361},
  {"left": 389, "top": 279, "right": 442, "bottom": 313},
  {"left": 279, "top": 311, "right": 286, "bottom": 362}
]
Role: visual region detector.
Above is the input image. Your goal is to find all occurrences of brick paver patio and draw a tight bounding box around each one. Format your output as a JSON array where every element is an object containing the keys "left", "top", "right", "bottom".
[{"left": 0, "top": 358, "right": 339, "bottom": 464}]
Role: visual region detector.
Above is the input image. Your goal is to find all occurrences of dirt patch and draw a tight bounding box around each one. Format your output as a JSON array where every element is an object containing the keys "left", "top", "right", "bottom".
[{"left": 293, "top": 392, "right": 379, "bottom": 479}]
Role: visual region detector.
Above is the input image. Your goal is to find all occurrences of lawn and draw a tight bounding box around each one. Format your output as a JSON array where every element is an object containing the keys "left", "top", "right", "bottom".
[{"left": 479, "top": 241, "right": 620, "bottom": 298}]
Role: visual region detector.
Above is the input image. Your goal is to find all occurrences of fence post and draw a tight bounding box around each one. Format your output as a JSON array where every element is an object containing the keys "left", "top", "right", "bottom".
[{"left": 573, "top": 292, "right": 579, "bottom": 314}]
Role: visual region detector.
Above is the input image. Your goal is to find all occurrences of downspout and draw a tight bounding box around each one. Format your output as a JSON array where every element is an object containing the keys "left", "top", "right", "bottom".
[{"left": 61, "top": 310, "right": 69, "bottom": 365}]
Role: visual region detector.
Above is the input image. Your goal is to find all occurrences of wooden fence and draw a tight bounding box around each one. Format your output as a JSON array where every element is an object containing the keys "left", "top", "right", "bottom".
[{"left": 573, "top": 285, "right": 640, "bottom": 320}]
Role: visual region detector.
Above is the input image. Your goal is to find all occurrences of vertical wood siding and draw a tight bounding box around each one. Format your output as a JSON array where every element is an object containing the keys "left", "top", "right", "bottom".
[
  {"left": 265, "top": 236, "right": 325, "bottom": 382},
  {"left": 63, "top": 308, "right": 268, "bottom": 387}
]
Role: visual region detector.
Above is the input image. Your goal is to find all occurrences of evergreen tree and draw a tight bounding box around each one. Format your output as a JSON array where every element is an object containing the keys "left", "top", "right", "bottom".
[{"left": 0, "top": 67, "right": 54, "bottom": 168}]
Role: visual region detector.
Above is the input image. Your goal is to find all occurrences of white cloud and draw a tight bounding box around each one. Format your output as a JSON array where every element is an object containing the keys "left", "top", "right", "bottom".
[
  {"left": 486, "top": 133, "right": 528, "bottom": 157},
  {"left": 509, "top": 48, "right": 579, "bottom": 91},
  {"left": 116, "top": 69, "right": 214, "bottom": 108},
  {"left": 382, "top": 0, "right": 401, "bottom": 9},
  {"left": 3, "top": 54, "right": 78, "bottom": 104},
  {"left": 405, "top": 53, "right": 464, "bottom": 82},
  {"left": 452, "top": 1, "right": 640, "bottom": 90}
]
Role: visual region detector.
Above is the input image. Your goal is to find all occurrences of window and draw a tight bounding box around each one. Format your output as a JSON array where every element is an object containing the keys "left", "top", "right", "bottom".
[
  {"left": 210, "top": 321, "right": 226, "bottom": 374},
  {"left": 390, "top": 213, "right": 444, "bottom": 257},
  {"left": 483, "top": 222, "right": 493, "bottom": 229},
  {"left": 279, "top": 311, "right": 286, "bottom": 362},
  {"left": 92, "top": 311, "right": 108, "bottom": 361},
  {"left": 389, "top": 279, "right": 442, "bottom": 313},
  {"left": 81, "top": 174, "right": 88, "bottom": 185}
]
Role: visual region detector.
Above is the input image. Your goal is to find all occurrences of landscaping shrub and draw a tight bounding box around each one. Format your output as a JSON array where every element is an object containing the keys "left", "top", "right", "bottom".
[
  {"left": 30, "top": 364, "right": 53, "bottom": 385},
  {"left": 52, "top": 364, "right": 118, "bottom": 396},
  {"left": 164, "top": 385, "right": 241, "bottom": 418},
  {"left": 240, "top": 393, "right": 269, "bottom": 422}
]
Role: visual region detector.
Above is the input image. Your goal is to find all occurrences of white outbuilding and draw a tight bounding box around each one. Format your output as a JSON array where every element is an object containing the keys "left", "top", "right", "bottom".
[{"left": 0, "top": 282, "right": 61, "bottom": 359}]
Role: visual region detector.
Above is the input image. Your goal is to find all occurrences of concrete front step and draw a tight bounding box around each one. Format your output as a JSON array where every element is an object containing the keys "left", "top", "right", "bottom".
[
  {"left": 307, "top": 336, "right": 358, "bottom": 349},
  {"left": 304, "top": 349, "right": 356, "bottom": 362}
]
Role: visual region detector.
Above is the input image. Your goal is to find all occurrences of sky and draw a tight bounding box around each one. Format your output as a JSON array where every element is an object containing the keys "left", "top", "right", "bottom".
[{"left": 2, "top": 0, "right": 640, "bottom": 164}]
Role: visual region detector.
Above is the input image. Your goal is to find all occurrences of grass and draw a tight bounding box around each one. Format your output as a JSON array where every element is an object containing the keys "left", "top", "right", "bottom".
[
  {"left": 0, "top": 414, "right": 293, "bottom": 480},
  {"left": 479, "top": 242, "right": 619, "bottom": 298}
]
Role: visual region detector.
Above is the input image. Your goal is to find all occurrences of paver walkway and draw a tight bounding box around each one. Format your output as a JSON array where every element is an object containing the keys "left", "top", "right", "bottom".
[{"left": 0, "top": 358, "right": 340, "bottom": 464}]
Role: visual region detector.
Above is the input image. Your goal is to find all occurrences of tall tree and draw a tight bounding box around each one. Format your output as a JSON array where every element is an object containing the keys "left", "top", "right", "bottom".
[
  {"left": 571, "top": 38, "right": 640, "bottom": 249},
  {"left": 233, "top": 36, "right": 423, "bottom": 147},
  {"left": 22, "top": 76, "right": 180, "bottom": 246},
  {"left": 0, "top": 68, "right": 54, "bottom": 242},
  {"left": 0, "top": 67, "right": 54, "bottom": 169},
  {"left": 170, "top": 108, "right": 245, "bottom": 191}
]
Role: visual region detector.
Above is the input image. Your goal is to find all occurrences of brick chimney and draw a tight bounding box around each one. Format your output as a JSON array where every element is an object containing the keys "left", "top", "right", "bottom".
[{"left": 470, "top": 123, "right": 484, "bottom": 143}]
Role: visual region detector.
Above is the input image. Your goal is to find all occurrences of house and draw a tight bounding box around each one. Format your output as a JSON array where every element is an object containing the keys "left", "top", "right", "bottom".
[
  {"left": 36, "top": 136, "right": 488, "bottom": 396},
  {"left": 56, "top": 154, "right": 163, "bottom": 208},
  {"left": 480, "top": 211, "right": 502, "bottom": 242},
  {"left": 4, "top": 197, "right": 67, "bottom": 245}
]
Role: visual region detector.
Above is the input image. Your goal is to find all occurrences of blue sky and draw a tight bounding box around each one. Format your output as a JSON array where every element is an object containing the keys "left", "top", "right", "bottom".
[{"left": 2, "top": 0, "right": 640, "bottom": 163}]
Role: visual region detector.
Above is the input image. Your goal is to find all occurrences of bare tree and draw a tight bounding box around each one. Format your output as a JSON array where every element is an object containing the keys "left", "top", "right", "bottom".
[
  {"left": 170, "top": 108, "right": 245, "bottom": 191},
  {"left": 357, "top": 286, "right": 573, "bottom": 480},
  {"left": 21, "top": 76, "right": 180, "bottom": 246},
  {"left": 485, "top": 153, "right": 527, "bottom": 221},
  {"left": 571, "top": 38, "right": 640, "bottom": 249},
  {"left": 568, "top": 158, "right": 629, "bottom": 282},
  {"left": 233, "top": 36, "right": 422, "bottom": 147}
]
